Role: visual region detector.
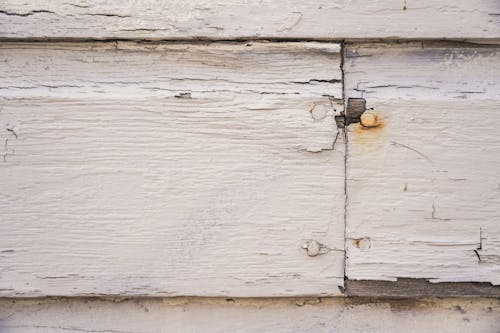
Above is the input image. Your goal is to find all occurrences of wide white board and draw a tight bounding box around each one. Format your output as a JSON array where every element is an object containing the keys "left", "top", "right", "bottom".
[
  {"left": 0, "top": 42, "right": 345, "bottom": 296},
  {"left": 345, "top": 42, "right": 500, "bottom": 284}
]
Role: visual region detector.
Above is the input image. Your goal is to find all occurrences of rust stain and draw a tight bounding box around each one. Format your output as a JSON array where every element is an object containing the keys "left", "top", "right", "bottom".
[
  {"left": 353, "top": 119, "right": 385, "bottom": 138},
  {"left": 356, "top": 113, "right": 385, "bottom": 131},
  {"left": 355, "top": 121, "right": 385, "bottom": 133},
  {"left": 350, "top": 115, "right": 387, "bottom": 153}
]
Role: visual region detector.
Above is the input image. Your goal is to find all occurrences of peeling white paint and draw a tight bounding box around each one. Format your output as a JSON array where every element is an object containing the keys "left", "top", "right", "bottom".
[
  {"left": 0, "top": 1, "right": 499, "bottom": 39},
  {"left": 345, "top": 42, "right": 500, "bottom": 285},
  {"left": 0, "top": 42, "right": 345, "bottom": 297}
]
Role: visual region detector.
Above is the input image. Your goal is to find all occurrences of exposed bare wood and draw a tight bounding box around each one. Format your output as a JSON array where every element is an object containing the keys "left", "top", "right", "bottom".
[
  {"left": 345, "top": 98, "right": 367, "bottom": 125},
  {"left": 346, "top": 279, "right": 500, "bottom": 298}
]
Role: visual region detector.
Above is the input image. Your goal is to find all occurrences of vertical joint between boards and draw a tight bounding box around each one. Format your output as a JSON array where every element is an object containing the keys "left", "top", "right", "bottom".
[{"left": 340, "top": 40, "right": 349, "bottom": 286}]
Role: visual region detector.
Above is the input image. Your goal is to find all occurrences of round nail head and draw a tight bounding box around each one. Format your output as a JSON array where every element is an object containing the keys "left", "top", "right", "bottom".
[
  {"left": 360, "top": 111, "right": 379, "bottom": 127},
  {"left": 306, "top": 240, "right": 321, "bottom": 256}
]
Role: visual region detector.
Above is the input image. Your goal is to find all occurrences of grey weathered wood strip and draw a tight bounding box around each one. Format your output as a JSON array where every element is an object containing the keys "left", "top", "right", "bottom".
[{"left": 346, "top": 279, "right": 500, "bottom": 298}]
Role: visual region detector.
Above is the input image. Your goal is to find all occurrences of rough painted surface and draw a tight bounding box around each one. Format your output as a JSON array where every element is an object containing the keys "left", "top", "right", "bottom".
[
  {"left": 1, "top": 1, "right": 499, "bottom": 40},
  {"left": 0, "top": 297, "right": 499, "bottom": 333},
  {"left": 0, "top": 42, "right": 345, "bottom": 297},
  {"left": 345, "top": 42, "right": 500, "bottom": 284}
]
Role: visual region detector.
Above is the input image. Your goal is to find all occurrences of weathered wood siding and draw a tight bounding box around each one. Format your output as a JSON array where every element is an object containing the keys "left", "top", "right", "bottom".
[
  {"left": 1, "top": 1, "right": 499, "bottom": 40},
  {"left": 0, "top": 42, "right": 345, "bottom": 297},
  {"left": 1, "top": 297, "right": 499, "bottom": 333},
  {"left": 345, "top": 42, "right": 500, "bottom": 284}
]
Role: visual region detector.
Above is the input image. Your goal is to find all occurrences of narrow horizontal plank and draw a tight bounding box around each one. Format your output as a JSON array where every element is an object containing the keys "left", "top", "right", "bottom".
[
  {"left": 345, "top": 42, "right": 500, "bottom": 101},
  {"left": 345, "top": 43, "right": 500, "bottom": 286},
  {"left": 1, "top": 297, "right": 499, "bottom": 333},
  {"left": 0, "top": 1, "right": 499, "bottom": 40},
  {"left": 346, "top": 279, "right": 500, "bottom": 298},
  {"left": 0, "top": 42, "right": 345, "bottom": 297}
]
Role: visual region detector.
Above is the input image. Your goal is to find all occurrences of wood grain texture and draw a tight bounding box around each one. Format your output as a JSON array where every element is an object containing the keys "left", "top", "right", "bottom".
[
  {"left": 346, "top": 279, "right": 500, "bottom": 298},
  {"left": 1, "top": 297, "right": 499, "bottom": 333},
  {"left": 0, "top": 42, "right": 345, "bottom": 297},
  {"left": 345, "top": 42, "right": 500, "bottom": 285},
  {"left": 1, "top": 1, "right": 499, "bottom": 40}
]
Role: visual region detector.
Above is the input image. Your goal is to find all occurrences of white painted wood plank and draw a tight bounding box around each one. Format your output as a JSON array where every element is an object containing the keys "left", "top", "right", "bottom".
[
  {"left": 0, "top": 1, "right": 499, "bottom": 40},
  {"left": 345, "top": 43, "right": 500, "bottom": 284},
  {"left": 1, "top": 297, "right": 499, "bottom": 333},
  {"left": 0, "top": 42, "right": 345, "bottom": 297}
]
